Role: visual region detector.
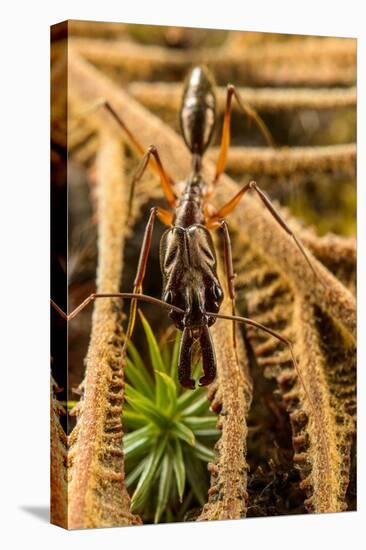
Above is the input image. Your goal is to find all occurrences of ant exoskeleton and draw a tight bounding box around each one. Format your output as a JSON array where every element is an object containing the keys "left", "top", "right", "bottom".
[{"left": 52, "top": 66, "right": 319, "bottom": 393}]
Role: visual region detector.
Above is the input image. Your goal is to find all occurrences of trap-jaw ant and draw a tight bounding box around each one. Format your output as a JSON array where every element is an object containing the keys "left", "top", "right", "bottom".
[{"left": 52, "top": 66, "right": 319, "bottom": 391}]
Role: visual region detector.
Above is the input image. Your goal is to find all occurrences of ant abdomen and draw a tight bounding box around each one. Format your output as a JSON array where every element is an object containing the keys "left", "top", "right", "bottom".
[{"left": 180, "top": 66, "right": 216, "bottom": 157}]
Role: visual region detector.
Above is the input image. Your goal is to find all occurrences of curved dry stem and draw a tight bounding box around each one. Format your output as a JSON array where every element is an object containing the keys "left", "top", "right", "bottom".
[
  {"left": 128, "top": 82, "right": 356, "bottom": 113},
  {"left": 208, "top": 144, "right": 356, "bottom": 178},
  {"left": 232, "top": 234, "right": 355, "bottom": 513},
  {"left": 288, "top": 223, "right": 356, "bottom": 294},
  {"left": 198, "top": 261, "right": 252, "bottom": 521},
  {"left": 69, "top": 20, "right": 128, "bottom": 38},
  {"left": 71, "top": 36, "right": 356, "bottom": 86},
  {"left": 291, "top": 297, "right": 355, "bottom": 512},
  {"left": 67, "top": 132, "right": 141, "bottom": 528},
  {"left": 50, "top": 377, "right": 68, "bottom": 528}
]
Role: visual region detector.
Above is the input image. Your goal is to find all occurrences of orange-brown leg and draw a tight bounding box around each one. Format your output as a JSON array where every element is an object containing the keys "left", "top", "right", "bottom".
[
  {"left": 51, "top": 292, "right": 184, "bottom": 322},
  {"left": 51, "top": 205, "right": 172, "bottom": 348},
  {"left": 218, "top": 220, "right": 237, "bottom": 348},
  {"left": 128, "top": 145, "right": 177, "bottom": 217},
  {"left": 124, "top": 206, "right": 172, "bottom": 349},
  {"left": 71, "top": 98, "right": 177, "bottom": 212},
  {"left": 207, "top": 180, "right": 252, "bottom": 225},
  {"left": 207, "top": 180, "right": 320, "bottom": 283},
  {"left": 212, "top": 85, "right": 274, "bottom": 187}
]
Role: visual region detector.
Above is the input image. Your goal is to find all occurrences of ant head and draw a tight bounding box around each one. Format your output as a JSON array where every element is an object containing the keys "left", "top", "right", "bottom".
[
  {"left": 180, "top": 66, "right": 216, "bottom": 158},
  {"left": 163, "top": 280, "right": 223, "bottom": 332},
  {"left": 160, "top": 225, "right": 224, "bottom": 330}
]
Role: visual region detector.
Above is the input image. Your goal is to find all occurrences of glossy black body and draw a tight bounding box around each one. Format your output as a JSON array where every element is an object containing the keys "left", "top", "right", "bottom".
[
  {"left": 160, "top": 214, "right": 223, "bottom": 331},
  {"left": 180, "top": 66, "right": 216, "bottom": 157},
  {"left": 160, "top": 67, "right": 224, "bottom": 388}
]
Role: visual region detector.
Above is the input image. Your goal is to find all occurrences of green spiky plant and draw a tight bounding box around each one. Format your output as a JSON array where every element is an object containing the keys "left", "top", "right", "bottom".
[{"left": 123, "top": 311, "right": 220, "bottom": 524}]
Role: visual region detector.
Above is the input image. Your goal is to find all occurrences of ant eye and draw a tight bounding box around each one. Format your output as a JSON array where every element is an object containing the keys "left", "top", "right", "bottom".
[
  {"left": 206, "top": 283, "right": 223, "bottom": 312},
  {"left": 212, "top": 284, "right": 223, "bottom": 302}
]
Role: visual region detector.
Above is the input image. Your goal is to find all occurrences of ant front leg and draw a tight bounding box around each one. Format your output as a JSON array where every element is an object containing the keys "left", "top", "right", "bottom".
[
  {"left": 209, "top": 219, "right": 238, "bottom": 349},
  {"left": 212, "top": 84, "right": 274, "bottom": 187},
  {"left": 123, "top": 206, "right": 172, "bottom": 350}
]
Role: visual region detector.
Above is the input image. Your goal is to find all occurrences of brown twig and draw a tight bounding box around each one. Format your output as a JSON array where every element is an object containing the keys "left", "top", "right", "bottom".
[
  {"left": 71, "top": 36, "right": 356, "bottom": 86},
  {"left": 67, "top": 130, "right": 141, "bottom": 528},
  {"left": 208, "top": 144, "right": 356, "bottom": 177},
  {"left": 128, "top": 82, "right": 357, "bottom": 113},
  {"left": 233, "top": 233, "right": 355, "bottom": 513},
  {"left": 68, "top": 20, "right": 128, "bottom": 38},
  {"left": 50, "top": 377, "right": 68, "bottom": 527},
  {"left": 199, "top": 261, "right": 252, "bottom": 521}
]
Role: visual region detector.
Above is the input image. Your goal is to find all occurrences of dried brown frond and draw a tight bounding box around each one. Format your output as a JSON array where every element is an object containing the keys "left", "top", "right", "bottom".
[
  {"left": 128, "top": 82, "right": 356, "bottom": 113},
  {"left": 68, "top": 20, "right": 128, "bottom": 39},
  {"left": 50, "top": 377, "right": 68, "bottom": 528},
  {"left": 70, "top": 35, "right": 356, "bottom": 86},
  {"left": 301, "top": 233, "right": 356, "bottom": 294},
  {"left": 67, "top": 131, "right": 141, "bottom": 528},
  {"left": 232, "top": 235, "right": 355, "bottom": 513},
  {"left": 208, "top": 144, "right": 356, "bottom": 178},
  {"left": 199, "top": 261, "right": 252, "bottom": 521}
]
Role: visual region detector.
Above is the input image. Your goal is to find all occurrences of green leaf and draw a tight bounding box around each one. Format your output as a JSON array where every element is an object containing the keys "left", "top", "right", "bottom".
[
  {"left": 124, "top": 424, "right": 155, "bottom": 449},
  {"left": 124, "top": 425, "right": 155, "bottom": 460},
  {"left": 194, "top": 429, "right": 221, "bottom": 438},
  {"left": 155, "top": 370, "right": 177, "bottom": 413},
  {"left": 184, "top": 416, "right": 217, "bottom": 431},
  {"left": 177, "top": 387, "right": 204, "bottom": 411},
  {"left": 170, "top": 331, "right": 181, "bottom": 384},
  {"left": 171, "top": 421, "right": 195, "bottom": 447},
  {"left": 131, "top": 436, "right": 168, "bottom": 511},
  {"left": 59, "top": 400, "right": 78, "bottom": 410},
  {"left": 193, "top": 440, "right": 215, "bottom": 462},
  {"left": 161, "top": 341, "right": 171, "bottom": 371},
  {"left": 125, "top": 458, "right": 148, "bottom": 488},
  {"left": 172, "top": 439, "right": 186, "bottom": 502},
  {"left": 122, "top": 408, "right": 146, "bottom": 430},
  {"left": 124, "top": 436, "right": 151, "bottom": 461},
  {"left": 126, "top": 338, "right": 145, "bottom": 373},
  {"left": 180, "top": 392, "right": 210, "bottom": 417},
  {"left": 138, "top": 310, "right": 167, "bottom": 374},
  {"left": 125, "top": 357, "right": 154, "bottom": 400},
  {"left": 125, "top": 384, "right": 169, "bottom": 428},
  {"left": 184, "top": 453, "right": 209, "bottom": 506},
  {"left": 154, "top": 454, "right": 173, "bottom": 523}
]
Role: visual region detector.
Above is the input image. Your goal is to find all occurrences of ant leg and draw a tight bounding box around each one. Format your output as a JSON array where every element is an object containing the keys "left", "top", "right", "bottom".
[
  {"left": 207, "top": 309, "right": 321, "bottom": 429},
  {"left": 51, "top": 293, "right": 185, "bottom": 321},
  {"left": 214, "top": 219, "right": 237, "bottom": 348},
  {"left": 207, "top": 180, "right": 319, "bottom": 282},
  {"left": 72, "top": 98, "right": 146, "bottom": 156},
  {"left": 51, "top": 206, "right": 172, "bottom": 343},
  {"left": 207, "top": 180, "right": 252, "bottom": 222},
  {"left": 212, "top": 85, "right": 274, "bottom": 186},
  {"left": 123, "top": 206, "right": 172, "bottom": 350},
  {"left": 71, "top": 98, "right": 177, "bottom": 212},
  {"left": 128, "top": 145, "right": 177, "bottom": 218}
]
